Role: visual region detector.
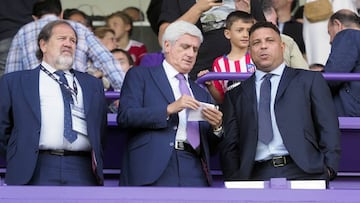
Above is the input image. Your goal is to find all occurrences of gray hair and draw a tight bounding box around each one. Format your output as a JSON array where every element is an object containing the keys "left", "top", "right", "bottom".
[
  {"left": 161, "top": 20, "right": 203, "bottom": 50},
  {"left": 36, "top": 20, "right": 77, "bottom": 60}
]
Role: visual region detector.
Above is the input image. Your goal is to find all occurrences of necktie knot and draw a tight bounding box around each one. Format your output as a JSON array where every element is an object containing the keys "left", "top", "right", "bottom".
[
  {"left": 54, "top": 70, "right": 69, "bottom": 85},
  {"left": 262, "top": 73, "right": 273, "bottom": 81},
  {"left": 176, "top": 73, "right": 191, "bottom": 96},
  {"left": 176, "top": 73, "right": 186, "bottom": 81},
  {"left": 54, "top": 70, "right": 64, "bottom": 76}
]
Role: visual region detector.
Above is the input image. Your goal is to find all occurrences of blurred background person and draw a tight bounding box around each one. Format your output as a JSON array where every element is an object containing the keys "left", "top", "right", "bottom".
[
  {"left": 63, "top": 8, "right": 93, "bottom": 31},
  {"left": 0, "top": 0, "right": 37, "bottom": 76},
  {"left": 303, "top": 0, "right": 357, "bottom": 65},
  {"left": 123, "top": 6, "right": 145, "bottom": 22},
  {"left": 325, "top": 9, "right": 360, "bottom": 117},
  {"left": 106, "top": 11, "right": 147, "bottom": 66},
  {"left": 5, "top": 0, "right": 125, "bottom": 90}
]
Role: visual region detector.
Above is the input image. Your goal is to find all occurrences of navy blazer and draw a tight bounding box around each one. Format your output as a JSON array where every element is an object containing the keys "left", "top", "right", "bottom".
[
  {"left": 0, "top": 66, "right": 107, "bottom": 185},
  {"left": 325, "top": 29, "right": 360, "bottom": 116},
  {"left": 117, "top": 65, "right": 220, "bottom": 186},
  {"left": 221, "top": 67, "right": 341, "bottom": 180}
]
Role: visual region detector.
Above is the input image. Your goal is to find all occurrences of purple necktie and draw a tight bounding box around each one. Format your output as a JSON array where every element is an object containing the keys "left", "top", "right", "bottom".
[
  {"left": 176, "top": 73, "right": 200, "bottom": 149},
  {"left": 55, "top": 70, "right": 78, "bottom": 143},
  {"left": 258, "top": 73, "right": 274, "bottom": 144}
]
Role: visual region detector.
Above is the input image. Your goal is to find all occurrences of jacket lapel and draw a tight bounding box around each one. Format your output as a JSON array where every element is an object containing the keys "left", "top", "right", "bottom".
[
  {"left": 275, "top": 67, "right": 298, "bottom": 102},
  {"left": 22, "top": 67, "right": 41, "bottom": 123},
  {"left": 150, "top": 65, "right": 175, "bottom": 103},
  {"left": 72, "top": 71, "right": 92, "bottom": 116},
  {"left": 242, "top": 74, "right": 257, "bottom": 117}
]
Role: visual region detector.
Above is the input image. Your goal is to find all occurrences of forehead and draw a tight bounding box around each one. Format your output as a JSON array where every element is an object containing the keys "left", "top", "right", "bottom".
[
  {"left": 175, "top": 34, "right": 201, "bottom": 46},
  {"left": 113, "top": 51, "right": 126, "bottom": 58},
  {"left": 51, "top": 24, "right": 76, "bottom": 37},
  {"left": 70, "top": 13, "right": 86, "bottom": 21},
  {"left": 250, "top": 27, "right": 280, "bottom": 39},
  {"left": 230, "top": 20, "right": 254, "bottom": 28}
]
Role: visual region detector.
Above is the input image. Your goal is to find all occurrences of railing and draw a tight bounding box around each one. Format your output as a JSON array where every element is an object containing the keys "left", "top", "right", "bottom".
[{"left": 196, "top": 72, "right": 360, "bottom": 86}]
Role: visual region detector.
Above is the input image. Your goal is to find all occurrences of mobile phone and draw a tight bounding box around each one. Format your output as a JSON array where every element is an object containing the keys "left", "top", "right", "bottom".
[{"left": 214, "top": 0, "right": 223, "bottom": 3}]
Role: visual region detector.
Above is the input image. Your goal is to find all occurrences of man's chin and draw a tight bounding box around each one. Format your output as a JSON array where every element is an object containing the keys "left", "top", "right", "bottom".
[{"left": 55, "top": 65, "right": 72, "bottom": 71}]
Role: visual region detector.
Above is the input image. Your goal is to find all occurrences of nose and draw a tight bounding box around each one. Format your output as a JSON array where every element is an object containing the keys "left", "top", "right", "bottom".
[
  {"left": 186, "top": 47, "right": 197, "bottom": 57},
  {"left": 259, "top": 41, "right": 268, "bottom": 49}
]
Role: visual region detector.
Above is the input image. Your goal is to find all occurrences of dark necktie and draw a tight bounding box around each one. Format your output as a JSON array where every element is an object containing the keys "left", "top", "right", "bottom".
[
  {"left": 175, "top": 73, "right": 200, "bottom": 149},
  {"left": 258, "top": 73, "right": 274, "bottom": 144},
  {"left": 55, "top": 70, "right": 78, "bottom": 143}
]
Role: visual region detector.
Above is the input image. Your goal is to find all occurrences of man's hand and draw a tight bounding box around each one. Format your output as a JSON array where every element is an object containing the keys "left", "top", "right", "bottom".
[
  {"left": 202, "top": 105, "right": 223, "bottom": 129},
  {"left": 167, "top": 95, "right": 201, "bottom": 115},
  {"left": 197, "top": 70, "right": 213, "bottom": 87},
  {"left": 194, "top": 0, "right": 224, "bottom": 13},
  {"left": 235, "top": 0, "right": 251, "bottom": 13}
]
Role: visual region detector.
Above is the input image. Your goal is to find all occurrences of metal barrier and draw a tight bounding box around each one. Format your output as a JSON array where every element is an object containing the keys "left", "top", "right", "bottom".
[{"left": 196, "top": 72, "right": 360, "bottom": 86}]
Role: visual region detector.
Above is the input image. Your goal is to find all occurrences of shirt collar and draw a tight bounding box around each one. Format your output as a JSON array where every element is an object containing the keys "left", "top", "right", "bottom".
[
  {"left": 162, "top": 60, "right": 190, "bottom": 81},
  {"left": 255, "top": 63, "right": 286, "bottom": 82},
  {"left": 41, "top": 61, "right": 71, "bottom": 75}
]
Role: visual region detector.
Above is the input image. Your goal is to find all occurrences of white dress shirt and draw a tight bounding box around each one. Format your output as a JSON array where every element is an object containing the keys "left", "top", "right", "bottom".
[
  {"left": 38, "top": 62, "right": 91, "bottom": 151},
  {"left": 162, "top": 60, "right": 194, "bottom": 143}
]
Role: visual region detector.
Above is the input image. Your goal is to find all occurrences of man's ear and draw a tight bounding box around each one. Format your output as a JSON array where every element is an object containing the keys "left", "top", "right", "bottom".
[
  {"left": 334, "top": 19, "right": 344, "bottom": 30},
  {"left": 224, "top": 29, "right": 231, "bottom": 40}
]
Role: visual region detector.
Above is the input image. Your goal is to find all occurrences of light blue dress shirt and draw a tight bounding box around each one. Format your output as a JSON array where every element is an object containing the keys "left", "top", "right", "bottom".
[{"left": 255, "top": 63, "right": 289, "bottom": 161}]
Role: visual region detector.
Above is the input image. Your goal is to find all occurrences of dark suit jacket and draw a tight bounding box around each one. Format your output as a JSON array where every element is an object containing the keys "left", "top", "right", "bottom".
[
  {"left": 117, "top": 65, "right": 220, "bottom": 186},
  {"left": 0, "top": 66, "right": 107, "bottom": 185},
  {"left": 221, "top": 67, "right": 341, "bottom": 180},
  {"left": 325, "top": 29, "right": 360, "bottom": 117}
]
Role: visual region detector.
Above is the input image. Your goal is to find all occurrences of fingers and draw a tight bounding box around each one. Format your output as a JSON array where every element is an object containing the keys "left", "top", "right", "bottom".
[
  {"left": 197, "top": 69, "right": 209, "bottom": 78},
  {"left": 168, "top": 95, "right": 201, "bottom": 115},
  {"left": 202, "top": 106, "right": 223, "bottom": 126},
  {"left": 180, "top": 95, "right": 201, "bottom": 110}
]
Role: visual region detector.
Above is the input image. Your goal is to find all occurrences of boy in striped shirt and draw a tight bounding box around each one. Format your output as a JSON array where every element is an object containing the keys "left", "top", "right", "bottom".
[{"left": 200, "top": 11, "right": 256, "bottom": 104}]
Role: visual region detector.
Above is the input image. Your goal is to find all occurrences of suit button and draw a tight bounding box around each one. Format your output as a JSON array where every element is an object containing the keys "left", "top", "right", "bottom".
[
  {"left": 169, "top": 142, "right": 174, "bottom": 147},
  {"left": 173, "top": 126, "right": 177, "bottom": 130}
]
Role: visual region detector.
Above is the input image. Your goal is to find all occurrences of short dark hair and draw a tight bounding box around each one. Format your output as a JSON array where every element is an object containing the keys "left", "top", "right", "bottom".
[
  {"left": 123, "top": 6, "right": 145, "bottom": 21},
  {"left": 249, "top": 21, "right": 280, "bottom": 37},
  {"left": 94, "top": 26, "right": 115, "bottom": 39},
  {"left": 63, "top": 8, "right": 93, "bottom": 28},
  {"left": 329, "top": 9, "right": 360, "bottom": 29},
  {"left": 225, "top": 11, "right": 255, "bottom": 29},
  {"left": 32, "top": 0, "right": 62, "bottom": 18},
  {"left": 36, "top": 20, "right": 77, "bottom": 60},
  {"left": 111, "top": 48, "right": 134, "bottom": 66}
]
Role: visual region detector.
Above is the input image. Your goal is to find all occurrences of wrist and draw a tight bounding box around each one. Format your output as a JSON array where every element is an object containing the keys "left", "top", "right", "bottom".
[
  {"left": 213, "top": 125, "right": 223, "bottom": 137},
  {"left": 213, "top": 125, "right": 223, "bottom": 132}
]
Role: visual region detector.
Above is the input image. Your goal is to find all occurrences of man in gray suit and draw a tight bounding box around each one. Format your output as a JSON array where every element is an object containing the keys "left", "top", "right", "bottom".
[
  {"left": 221, "top": 22, "right": 341, "bottom": 183},
  {"left": 0, "top": 20, "right": 107, "bottom": 186}
]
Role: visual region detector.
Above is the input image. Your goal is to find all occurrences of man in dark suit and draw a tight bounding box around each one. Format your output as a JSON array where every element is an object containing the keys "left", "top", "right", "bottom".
[
  {"left": 221, "top": 21, "right": 341, "bottom": 182},
  {"left": 325, "top": 9, "right": 360, "bottom": 117},
  {"left": 117, "top": 20, "right": 223, "bottom": 187},
  {"left": 0, "top": 20, "right": 107, "bottom": 186}
]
